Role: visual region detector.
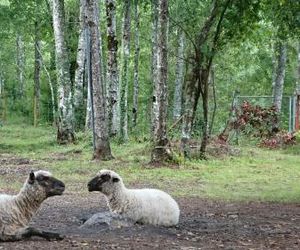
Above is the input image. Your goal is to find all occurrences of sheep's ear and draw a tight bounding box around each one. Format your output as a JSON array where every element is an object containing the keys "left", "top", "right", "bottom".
[
  {"left": 112, "top": 177, "right": 119, "bottom": 183},
  {"left": 28, "top": 171, "right": 35, "bottom": 184}
]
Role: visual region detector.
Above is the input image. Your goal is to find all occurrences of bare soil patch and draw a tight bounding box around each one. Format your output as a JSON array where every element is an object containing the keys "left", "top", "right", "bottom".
[{"left": 1, "top": 194, "right": 300, "bottom": 249}]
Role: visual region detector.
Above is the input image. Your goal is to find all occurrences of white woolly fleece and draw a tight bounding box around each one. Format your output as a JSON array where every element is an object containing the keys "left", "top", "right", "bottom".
[{"left": 99, "top": 170, "right": 180, "bottom": 226}]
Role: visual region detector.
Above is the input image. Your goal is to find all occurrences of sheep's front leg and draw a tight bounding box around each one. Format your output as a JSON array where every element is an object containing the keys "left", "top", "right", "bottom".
[
  {"left": 21, "top": 227, "right": 64, "bottom": 241},
  {"left": 0, "top": 227, "right": 63, "bottom": 242}
]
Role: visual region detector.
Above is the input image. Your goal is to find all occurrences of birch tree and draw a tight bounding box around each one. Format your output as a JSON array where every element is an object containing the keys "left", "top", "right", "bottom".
[
  {"left": 151, "top": 0, "right": 158, "bottom": 137},
  {"left": 74, "top": 0, "right": 87, "bottom": 130},
  {"left": 33, "top": 19, "right": 41, "bottom": 127},
  {"left": 52, "top": 0, "right": 75, "bottom": 143},
  {"left": 16, "top": 34, "right": 25, "bottom": 98},
  {"left": 106, "top": 0, "right": 120, "bottom": 136},
  {"left": 151, "top": 0, "right": 171, "bottom": 163},
  {"left": 86, "top": 0, "right": 113, "bottom": 160},
  {"left": 272, "top": 40, "right": 287, "bottom": 113},
  {"left": 296, "top": 42, "right": 300, "bottom": 93},
  {"left": 173, "top": 29, "right": 185, "bottom": 121},
  {"left": 119, "top": 0, "right": 131, "bottom": 143},
  {"left": 132, "top": 0, "right": 140, "bottom": 128}
]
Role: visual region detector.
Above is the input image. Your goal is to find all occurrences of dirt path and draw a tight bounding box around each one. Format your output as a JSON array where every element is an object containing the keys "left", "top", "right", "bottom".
[{"left": 1, "top": 194, "right": 300, "bottom": 249}]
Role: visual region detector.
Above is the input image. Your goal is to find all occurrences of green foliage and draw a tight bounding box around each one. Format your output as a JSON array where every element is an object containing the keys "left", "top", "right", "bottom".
[{"left": 0, "top": 0, "right": 299, "bottom": 141}]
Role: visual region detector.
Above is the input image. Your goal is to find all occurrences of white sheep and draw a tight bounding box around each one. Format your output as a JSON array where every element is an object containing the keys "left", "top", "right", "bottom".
[
  {"left": 0, "top": 170, "right": 65, "bottom": 242},
  {"left": 87, "top": 169, "right": 180, "bottom": 226}
]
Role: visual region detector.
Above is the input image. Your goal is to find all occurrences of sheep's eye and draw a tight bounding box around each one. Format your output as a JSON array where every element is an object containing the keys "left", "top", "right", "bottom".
[
  {"left": 112, "top": 177, "right": 119, "bottom": 183},
  {"left": 37, "top": 175, "right": 50, "bottom": 182},
  {"left": 101, "top": 174, "right": 111, "bottom": 182}
]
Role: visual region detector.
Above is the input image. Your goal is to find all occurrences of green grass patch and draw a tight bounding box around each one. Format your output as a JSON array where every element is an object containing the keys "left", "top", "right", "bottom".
[{"left": 1, "top": 124, "right": 300, "bottom": 202}]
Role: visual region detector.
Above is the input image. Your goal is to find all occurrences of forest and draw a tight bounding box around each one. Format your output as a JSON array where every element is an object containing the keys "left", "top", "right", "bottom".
[
  {"left": 0, "top": 0, "right": 298, "bottom": 160},
  {"left": 1, "top": 0, "right": 300, "bottom": 249}
]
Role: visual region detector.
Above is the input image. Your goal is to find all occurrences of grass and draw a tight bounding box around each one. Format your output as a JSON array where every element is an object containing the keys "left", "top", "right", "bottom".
[{"left": 1, "top": 123, "right": 300, "bottom": 202}]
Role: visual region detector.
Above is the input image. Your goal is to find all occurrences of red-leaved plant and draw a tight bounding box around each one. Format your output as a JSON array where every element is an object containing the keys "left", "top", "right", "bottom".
[{"left": 233, "top": 101, "right": 296, "bottom": 148}]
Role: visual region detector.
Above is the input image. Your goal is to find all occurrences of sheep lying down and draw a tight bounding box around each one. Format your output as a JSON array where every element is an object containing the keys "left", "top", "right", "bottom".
[
  {"left": 0, "top": 170, "right": 65, "bottom": 242},
  {"left": 88, "top": 169, "right": 180, "bottom": 227}
]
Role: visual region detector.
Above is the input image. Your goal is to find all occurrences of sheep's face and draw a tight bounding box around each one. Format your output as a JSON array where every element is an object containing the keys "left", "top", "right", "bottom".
[
  {"left": 28, "top": 171, "right": 65, "bottom": 198},
  {"left": 88, "top": 169, "right": 121, "bottom": 195}
]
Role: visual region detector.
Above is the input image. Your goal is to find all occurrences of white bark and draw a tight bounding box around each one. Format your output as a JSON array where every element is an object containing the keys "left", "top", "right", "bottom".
[
  {"left": 297, "top": 42, "right": 300, "bottom": 94},
  {"left": 273, "top": 41, "right": 287, "bottom": 113},
  {"left": 119, "top": 0, "right": 131, "bottom": 143},
  {"left": 85, "top": 57, "right": 92, "bottom": 130},
  {"left": 34, "top": 37, "right": 41, "bottom": 127},
  {"left": 16, "top": 34, "right": 25, "bottom": 98},
  {"left": 132, "top": 0, "right": 140, "bottom": 128},
  {"left": 106, "top": 0, "right": 120, "bottom": 136},
  {"left": 52, "top": 0, "right": 75, "bottom": 143},
  {"left": 173, "top": 30, "right": 185, "bottom": 121},
  {"left": 151, "top": 0, "right": 170, "bottom": 163},
  {"left": 151, "top": 0, "right": 159, "bottom": 137},
  {"left": 86, "top": 0, "right": 113, "bottom": 160},
  {"left": 74, "top": 0, "right": 87, "bottom": 128}
]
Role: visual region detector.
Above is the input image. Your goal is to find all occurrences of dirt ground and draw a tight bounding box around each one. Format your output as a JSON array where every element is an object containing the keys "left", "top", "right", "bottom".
[{"left": 1, "top": 194, "right": 300, "bottom": 250}]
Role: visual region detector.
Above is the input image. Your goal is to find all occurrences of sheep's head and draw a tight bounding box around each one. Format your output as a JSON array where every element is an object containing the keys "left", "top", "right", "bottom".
[
  {"left": 27, "top": 170, "right": 65, "bottom": 198},
  {"left": 87, "top": 169, "right": 122, "bottom": 195}
]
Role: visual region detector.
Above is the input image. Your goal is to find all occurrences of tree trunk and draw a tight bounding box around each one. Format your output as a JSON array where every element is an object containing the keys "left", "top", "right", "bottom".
[
  {"left": 151, "top": 0, "right": 171, "bottom": 163},
  {"left": 199, "top": 68, "right": 210, "bottom": 158},
  {"left": 151, "top": 0, "right": 159, "bottom": 138},
  {"left": 38, "top": 49, "right": 56, "bottom": 126},
  {"left": 16, "top": 34, "right": 25, "bottom": 99},
  {"left": 132, "top": 0, "right": 140, "bottom": 128},
  {"left": 33, "top": 19, "right": 41, "bottom": 127},
  {"left": 106, "top": 0, "right": 120, "bottom": 137},
  {"left": 0, "top": 72, "right": 6, "bottom": 121},
  {"left": 52, "top": 0, "right": 75, "bottom": 144},
  {"left": 271, "top": 42, "right": 277, "bottom": 97},
  {"left": 209, "top": 66, "right": 217, "bottom": 136},
  {"left": 273, "top": 41, "right": 287, "bottom": 113},
  {"left": 180, "top": 55, "right": 199, "bottom": 157},
  {"left": 119, "top": 0, "right": 131, "bottom": 143},
  {"left": 85, "top": 84, "right": 92, "bottom": 131},
  {"left": 180, "top": 0, "right": 228, "bottom": 159},
  {"left": 87, "top": 0, "right": 113, "bottom": 160},
  {"left": 296, "top": 42, "right": 300, "bottom": 94},
  {"left": 74, "top": 0, "right": 87, "bottom": 130},
  {"left": 173, "top": 29, "right": 185, "bottom": 121}
]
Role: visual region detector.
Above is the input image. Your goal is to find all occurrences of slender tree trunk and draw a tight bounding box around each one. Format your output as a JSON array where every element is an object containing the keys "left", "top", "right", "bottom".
[
  {"left": 0, "top": 73, "right": 6, "bottom": 121},
  {"left": 296, "top": 42, "right": 300, "bottom": 94},
  {"left": 273, "top": 41, "right": 287, "bottom": 113},
  {"left": 16, "top": 34, "right": 25, "bottom": 98},
  {"left": 85, "top": 59, "right": 92, "bottom": 130},
  {"left": 199, "top": 68, "right": 210, "bottom": 158},
  {"left": 132, "top": 0, "right": 140, "bottom": 128},
  {"left": 271, "top": 42, "right": 277, "bottom": 97},
  {"left": 33, "top": 20, "right": 42, "bottom": 127},
  {"left": 52, "top": 0, "right": 75, "bottom": 144},
  {"left": 37, "top": 48, "right": 56, "bottom": 126},
  {"left": 119, "top": 0, "right": 131, "bottom": 143},
  {"left": 98, "top": 0, "right": 106, "bottom": 94},
  {"left": 74, "top": 0, "right": 87, "bottom": 130},
  {"left": 180, "top": 55, "right": 199, "bottom": 157},
  {"left": 0, "top": 72, "right": 3, "bottom": 120},
  {"left": 209, "top": 66, "right": 217, "bottom": 136},
  {"left": 106, "top": 0, "right": 120, "bottom": 136},
  {"left": 151, "top": 0, "right": 171, "bottom": 163},
  {"left": 151, "top": 0, "right": 159, "bottom": 137},
  {"left": 87, "top": 0, "right": 113, "bottom": 160},
  {"left": 173, "top": 29, "right": 185, "bottom": 121}
]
